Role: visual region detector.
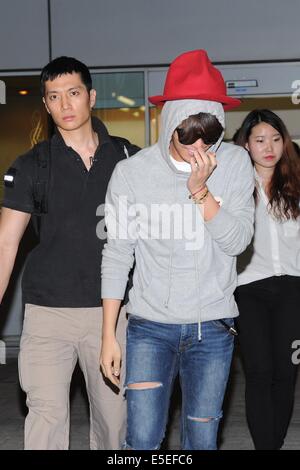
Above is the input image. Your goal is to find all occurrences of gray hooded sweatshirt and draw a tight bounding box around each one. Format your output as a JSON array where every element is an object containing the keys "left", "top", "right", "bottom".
[{"left": 101, "top": 99, "right": 255, "bottom": 333}]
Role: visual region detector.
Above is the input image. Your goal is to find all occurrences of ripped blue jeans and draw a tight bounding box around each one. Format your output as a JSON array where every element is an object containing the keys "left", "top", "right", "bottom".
[{"left": 123, "top": 315, "right": 234, "bottom": 450}]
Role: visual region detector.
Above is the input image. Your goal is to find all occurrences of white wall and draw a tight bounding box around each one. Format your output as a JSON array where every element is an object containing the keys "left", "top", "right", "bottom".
[
  {"left": 0, "top": 0, "right": 49, "bottom": 70},
  {"left": 1, "top": 0, "right": 300, "bottom": 70},
  {"left": 50, "top": 0, "right": 300, "bottom": 66}
]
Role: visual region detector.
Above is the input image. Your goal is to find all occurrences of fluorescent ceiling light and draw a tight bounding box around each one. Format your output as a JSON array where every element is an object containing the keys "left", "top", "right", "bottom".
[{"left": 117, "top": 95, "right": 135, "bottom": 106}]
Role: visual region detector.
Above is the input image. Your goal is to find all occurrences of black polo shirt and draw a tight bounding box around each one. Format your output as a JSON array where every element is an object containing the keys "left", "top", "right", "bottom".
[{"left": 2, "top": 117, "right": 139, "bottom": 307}]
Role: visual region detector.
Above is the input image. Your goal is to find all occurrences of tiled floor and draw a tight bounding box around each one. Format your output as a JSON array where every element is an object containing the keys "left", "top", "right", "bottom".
[{"left": 0, "top": 350, "right": 299, "bottom": 450}]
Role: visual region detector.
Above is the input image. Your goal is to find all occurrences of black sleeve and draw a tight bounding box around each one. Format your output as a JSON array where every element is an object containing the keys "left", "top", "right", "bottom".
[{"left": 1, "top": 150, "right": 35, "bottom": 214}]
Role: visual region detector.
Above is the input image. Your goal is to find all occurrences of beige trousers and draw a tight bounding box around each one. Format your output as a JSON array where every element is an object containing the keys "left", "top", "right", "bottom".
[{"left": 18, "top": 304, "right": 127, "bottom": 450}]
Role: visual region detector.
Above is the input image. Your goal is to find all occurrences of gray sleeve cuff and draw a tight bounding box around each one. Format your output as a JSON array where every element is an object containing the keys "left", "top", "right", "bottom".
[
  {"left": 205, "top": 206, "right": 234, "bottom": 236},
  {"left": 101, "top": 278, "right": 128, "bottom": 300}
]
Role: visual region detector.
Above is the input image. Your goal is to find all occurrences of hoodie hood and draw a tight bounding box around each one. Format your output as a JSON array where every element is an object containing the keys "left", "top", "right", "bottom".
[{"left": 158, "top": 99, "right": 225, "bottom": 171}]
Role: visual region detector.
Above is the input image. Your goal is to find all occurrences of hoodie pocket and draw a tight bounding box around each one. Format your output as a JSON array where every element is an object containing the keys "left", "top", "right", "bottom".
[
  {"left": 196, "top": 273, "right": 225, "bottom": 309},
  {"left": 141, "top": 271, "right": 225, "bottom": 316},
  {"left": 141, "top": 275, "right": 169, "bottom": 310}
]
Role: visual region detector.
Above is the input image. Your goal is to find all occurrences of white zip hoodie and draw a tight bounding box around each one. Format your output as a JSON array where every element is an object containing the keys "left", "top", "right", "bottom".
[{"left": 101, "top": 99, "right": 255, "bottom": 327}]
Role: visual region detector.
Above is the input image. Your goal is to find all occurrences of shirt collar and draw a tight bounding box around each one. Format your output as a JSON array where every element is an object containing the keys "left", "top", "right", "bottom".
[
  {"left": 254, "top": 167, "right": 264, "bottom": 187},
  {"left": 51, "top": 116, "right": 111, "bottom": 149}
]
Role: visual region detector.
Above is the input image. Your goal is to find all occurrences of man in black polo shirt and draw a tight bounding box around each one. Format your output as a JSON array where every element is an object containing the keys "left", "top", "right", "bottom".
[{"left": 0, "top": 57, "right": 139, "bottom": 450}]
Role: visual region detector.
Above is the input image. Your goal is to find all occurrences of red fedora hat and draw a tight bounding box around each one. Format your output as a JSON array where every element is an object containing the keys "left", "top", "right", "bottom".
[{"left": 149, "top": 50, "right": 241, "bottom": 110}]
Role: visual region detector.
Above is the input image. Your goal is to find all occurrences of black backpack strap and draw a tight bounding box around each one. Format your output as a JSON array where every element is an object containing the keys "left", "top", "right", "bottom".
[
  {"left": 31, "top": 141, "right": 51, "bottom": 236},
  {"left": 32, "top": 140, "right": 51, "bottom": 215},
  {"left": 111, "top": 136, "right": 140, "bottom": 158}
]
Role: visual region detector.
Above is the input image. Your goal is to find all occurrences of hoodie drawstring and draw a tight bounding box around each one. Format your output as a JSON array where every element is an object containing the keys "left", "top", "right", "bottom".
[
  {"left": 193, "top": 231, "right": 202, "bottom": 341},
  {"left": 164, "top": 174, "right": 177, "bottom": 308}
]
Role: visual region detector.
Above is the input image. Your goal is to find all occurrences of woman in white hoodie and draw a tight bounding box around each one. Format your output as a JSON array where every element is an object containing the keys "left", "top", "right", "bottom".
[{"left": 235, "top": 109, "right": 300, "bottom": 450}]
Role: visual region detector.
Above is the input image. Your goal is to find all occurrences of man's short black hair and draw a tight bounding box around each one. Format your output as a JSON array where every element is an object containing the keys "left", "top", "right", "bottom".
[{"left": 40, "top": 56, "right": 92, "bottom": 96}]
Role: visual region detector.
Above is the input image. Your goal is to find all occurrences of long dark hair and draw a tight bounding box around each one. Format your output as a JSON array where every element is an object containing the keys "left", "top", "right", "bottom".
[{"left": 236, "top": 109, "right": 300, "bottom": 220}]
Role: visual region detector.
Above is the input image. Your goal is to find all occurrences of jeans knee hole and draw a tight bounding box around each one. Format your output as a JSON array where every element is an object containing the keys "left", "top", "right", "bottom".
[
  {"left": 188, "top": 413, "right": 222, "bottom": 422},
  {"left": 127, "top": 382, "right": 162, "bottom": 391},
  {"left": 189, "top": 417, "right": 213, "bottom": 423}
]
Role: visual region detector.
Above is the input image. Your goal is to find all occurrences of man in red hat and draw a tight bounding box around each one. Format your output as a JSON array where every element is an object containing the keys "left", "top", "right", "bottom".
[{"left": 100, "top": 50, "right": 255, "bottom": 450}]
